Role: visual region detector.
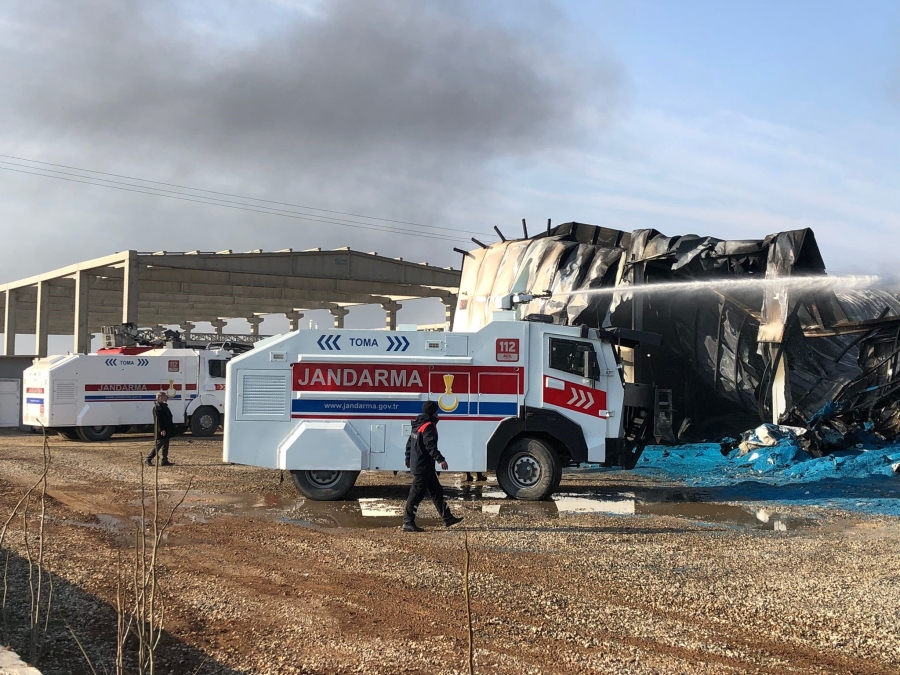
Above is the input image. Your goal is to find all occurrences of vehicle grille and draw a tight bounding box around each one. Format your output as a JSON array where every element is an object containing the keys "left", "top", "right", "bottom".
[{"left": 241, "top": 374, "right": 288, "bottom": 416}]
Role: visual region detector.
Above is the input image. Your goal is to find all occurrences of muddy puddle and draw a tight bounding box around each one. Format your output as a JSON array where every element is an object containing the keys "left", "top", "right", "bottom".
[
  {"left": 484, "top": 495, "right": 812, "bottom": 530},
  {"left": 160, "top": 487, "right": 814, "bottom": 532}
]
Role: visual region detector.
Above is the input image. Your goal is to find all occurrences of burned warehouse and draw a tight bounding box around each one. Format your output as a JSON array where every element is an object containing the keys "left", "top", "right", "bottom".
[{"left": 453, "top": 222, "right": 900, "bottom": 453}]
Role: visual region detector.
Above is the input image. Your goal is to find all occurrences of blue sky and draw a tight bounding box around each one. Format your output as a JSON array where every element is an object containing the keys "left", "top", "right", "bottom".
[
  {"left": 568, "top": 0, "right": 899, "bottom": 122},
  {"left": 1, "top": 0, "right": 899, "bottom": 350},
  {"left": 515, "top": 0, "right": 900, "bottom": 273}
]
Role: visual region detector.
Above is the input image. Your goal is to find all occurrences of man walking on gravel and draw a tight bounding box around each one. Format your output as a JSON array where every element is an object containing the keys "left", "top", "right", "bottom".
[
  {"left": 147, "top": 391, "right": 175, "bottom": 467},
  {"left": 403, "top": 401, "right": 463, "bottom": 532}
]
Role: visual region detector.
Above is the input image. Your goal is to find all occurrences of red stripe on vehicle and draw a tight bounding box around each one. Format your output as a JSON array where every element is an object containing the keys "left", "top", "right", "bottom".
[
  {"left": 542, "top": 379, "right": 608, "bottom": 417},
  {"left": 84, "top": 383, "right": 184, "bottom": 391},
  {"left": 293, "top": 364, "right": 523, "bottom": 394}
]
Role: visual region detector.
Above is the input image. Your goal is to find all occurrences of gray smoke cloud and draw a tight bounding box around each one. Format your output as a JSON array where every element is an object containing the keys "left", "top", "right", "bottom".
[{"left": 0, "top": 0, "right": 621, "bottom": 280}]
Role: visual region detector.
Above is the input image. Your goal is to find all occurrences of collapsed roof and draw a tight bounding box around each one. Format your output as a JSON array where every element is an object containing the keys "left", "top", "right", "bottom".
[{"left": 453, "top": 222, "right": 900, "bottom": 445}]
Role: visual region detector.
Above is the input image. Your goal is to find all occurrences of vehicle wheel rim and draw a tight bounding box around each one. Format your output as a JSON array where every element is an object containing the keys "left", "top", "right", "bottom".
[
  {"left": 509, "top": 452, "right": 541, "bottom": 488},
  {"left": 199, "top": 414, "right": 215, "bottom": 430},
  {"left": 307, "top": 470, "right": 341, "bottom": 488},
  {"left": 89, "top": 426, "right": 107, "bottom": 433}
]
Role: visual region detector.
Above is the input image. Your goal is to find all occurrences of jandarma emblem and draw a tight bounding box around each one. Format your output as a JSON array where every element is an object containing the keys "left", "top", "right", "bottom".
[{"left": 438, "top": 374, "right": 459, "bottom": 412}]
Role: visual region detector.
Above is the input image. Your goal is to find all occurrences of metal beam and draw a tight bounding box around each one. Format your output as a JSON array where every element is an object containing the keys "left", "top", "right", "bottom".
[
  {"left": 0, "top": 251, "right": 130, "bottom": 292},
  {"left": 381, "top": 301, "right": 402, "bottom": 331},
  {"left": 35, "top": 280, "right": 51, "bottom": 357},
  {"left": 3, "top": 290, "right": 16, "bottom": 355},
  {"left": 246, "top": 316, "right": 263, "bottom": 337},
  {"left": 135, "top": 250, "right": 459, "bottom": 287},
  {"left": 285, "top": 312, "right": 304, "bottom": 332},
  {"left": 122, "top": 250, "right": 139, "bottom": 325},
  {"left": 133, "top": 288, "right": 388, "bottom": 306},
  {"left": 441, "top": 294, "right": 458, "bottom": 331},
  {"left": 136, "top": 268, "right": 454, "bottom": 300},
  {"left": 74, "top": 270, "right": 90, "bottom": 354},
  {"left": 329, "top": 306, "right": 350, "bottom": 329},
  {"left": 132, "top": 300, "right": 352, "bottom": 314}
]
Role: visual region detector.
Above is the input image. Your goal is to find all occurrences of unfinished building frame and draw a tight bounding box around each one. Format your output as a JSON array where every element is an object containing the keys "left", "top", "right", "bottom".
[{"left": 0, "top": 249, "right": 461, "bottom": 356}]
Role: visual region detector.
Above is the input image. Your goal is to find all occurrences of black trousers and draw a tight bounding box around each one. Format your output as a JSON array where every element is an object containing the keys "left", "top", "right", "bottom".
[
  {"left": 404, "top": 472, "right": 452, "bottom": 525},
  {"left": 148, "top": 435, "right": 170, "bottom": 462}
]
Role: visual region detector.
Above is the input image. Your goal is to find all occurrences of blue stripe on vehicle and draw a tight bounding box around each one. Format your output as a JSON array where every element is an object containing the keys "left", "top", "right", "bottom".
[
  {"left": 290, "top": 399, "right": 516, "bottom": 415},
  {"left": 473, "top": 401, "right": 518, "bottom": 415},
  {"left": 26, "top": 398, "right": 44, "bottom": 405},
  {"left": 292, "top": 400, "right": 439, "bottom": 415}
]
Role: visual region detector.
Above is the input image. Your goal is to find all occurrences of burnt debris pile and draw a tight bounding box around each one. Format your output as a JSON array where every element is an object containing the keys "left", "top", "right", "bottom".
[{"left": 454, "top": 223, "right": 900, "bottom": 452}]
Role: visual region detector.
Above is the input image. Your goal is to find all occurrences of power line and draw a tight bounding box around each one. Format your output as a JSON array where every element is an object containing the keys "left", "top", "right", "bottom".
[
  {"left": 0, "top": 153, "right": 493, "bottom": 239},
  {"left": 0, "top": 159, "right": 476, "bottom": 240},
  {"left": 0, "top": 165, "right": 474, "bottom": 243}
]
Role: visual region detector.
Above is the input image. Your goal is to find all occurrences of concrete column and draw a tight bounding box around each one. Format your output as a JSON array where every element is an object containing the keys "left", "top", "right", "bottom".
[
  {"left": 381, "top": 301, "right": 402, "bottom": 331},
  {"left": 3, "top": 290, "right": 16, "bottom": 356},
  {"left": 35, "top": 280, "right": 51, "bottom": 357},
  {"left": 246, "top": 316, "right": 263, "bottom": 337},
  {"left": 285, "top": 312, "right": 304, "bottom": 332},
  {"left": 122, "top": 251, "right": 139, "bottom": 325},
  {"left": 179, "top": 322, "right": 195, "bottom": 339},
  {"left": 441, "top": 295, "right": 458, "bottom": 331},
  {"left": 329, "top": 306, "right": 349, "bottom": 329},
  {"left": 74, "top": 271, "right": 91, "bottom": 354},
  {"left": 210, "top": 319, "right": 228, "bottom": 336}
]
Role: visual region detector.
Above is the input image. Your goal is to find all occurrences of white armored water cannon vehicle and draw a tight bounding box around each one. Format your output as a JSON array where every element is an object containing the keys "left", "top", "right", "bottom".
[
  {"left": 223, "top": 294, "right": 660, "bottom": 501},
  {"left": 23, "top": 324, "right": 252, "bottom": 441}
]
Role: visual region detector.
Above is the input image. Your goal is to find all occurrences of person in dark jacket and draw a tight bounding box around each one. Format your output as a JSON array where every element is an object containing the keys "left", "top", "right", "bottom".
[
  {"left": 147, "top": 392, "right": 175, "bottom": 466},
  {"left": 403, "top": 401, "right": 463, "bottom": 532}
]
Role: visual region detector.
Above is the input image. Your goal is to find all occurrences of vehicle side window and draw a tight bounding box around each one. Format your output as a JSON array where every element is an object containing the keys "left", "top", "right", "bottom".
[
  {"left": 208, "top": 360, "right": 228, "bottom": 378},
  {"left": 549, "top": 338, "right": 599, "bottom": 378}
]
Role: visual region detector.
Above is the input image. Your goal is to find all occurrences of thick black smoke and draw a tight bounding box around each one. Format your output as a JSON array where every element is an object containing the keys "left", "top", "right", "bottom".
[{"left": 0, "top": 0, "right": 621, "bottom": 278}]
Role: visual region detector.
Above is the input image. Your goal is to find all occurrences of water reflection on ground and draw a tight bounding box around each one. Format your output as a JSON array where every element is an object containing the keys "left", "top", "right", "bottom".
[{"left": 144, "top": 484, "right": 816, "bottom": 532}]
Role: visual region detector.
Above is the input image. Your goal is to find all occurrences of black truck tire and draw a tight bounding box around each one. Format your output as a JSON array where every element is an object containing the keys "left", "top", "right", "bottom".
[
  {"left": 290, "top": 470, "right": 360, "bottom": 501},
  {"left": 75, "top": 425, "right": 115, "bottom": 442},
  {"left": 551, "top": 458, "right": 564, "bottom": 493},
  {"left": 189, "top": 406, "right": 220, "bottom": 437},
  {"left": 497, "top": 436, "right": 560, "bottom": 501}
]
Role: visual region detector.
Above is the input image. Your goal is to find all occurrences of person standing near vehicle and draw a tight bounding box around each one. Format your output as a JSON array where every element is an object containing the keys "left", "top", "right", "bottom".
[
  {"left": 403, "top": 401, "right": 463, "bottom": 532},
  {"left": 147, "top": 391, "right": 175, "bottom": 467}
]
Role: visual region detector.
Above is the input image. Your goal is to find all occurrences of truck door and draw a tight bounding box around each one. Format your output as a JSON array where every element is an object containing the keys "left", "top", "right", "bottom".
[{"left": 541, "top": 335, "right": 608, "bottom": 456}]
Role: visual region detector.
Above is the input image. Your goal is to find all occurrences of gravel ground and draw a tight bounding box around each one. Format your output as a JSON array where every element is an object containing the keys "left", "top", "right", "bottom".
[{"left": 0, "top": 428, "right": 899, "bottom": 674}]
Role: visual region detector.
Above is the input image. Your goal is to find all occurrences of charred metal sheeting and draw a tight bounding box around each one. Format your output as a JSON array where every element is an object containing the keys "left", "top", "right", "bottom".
[{"left": 454, "top": 223, "right": 900, "bottom": 447}]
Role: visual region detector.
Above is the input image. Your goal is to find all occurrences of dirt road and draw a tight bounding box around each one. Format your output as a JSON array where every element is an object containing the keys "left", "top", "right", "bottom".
[{"left": 1, "top": 429, "right": 898, "bottom": 674}]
